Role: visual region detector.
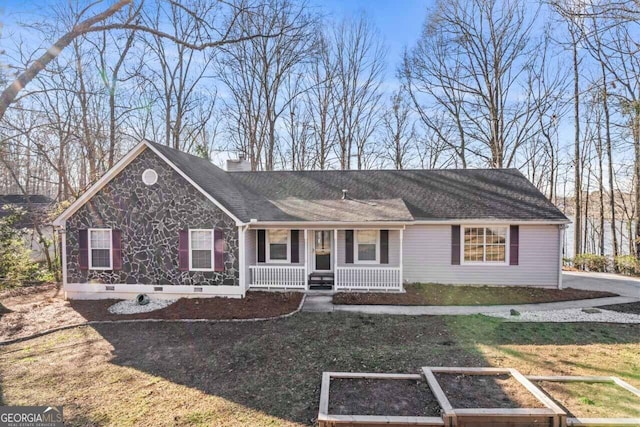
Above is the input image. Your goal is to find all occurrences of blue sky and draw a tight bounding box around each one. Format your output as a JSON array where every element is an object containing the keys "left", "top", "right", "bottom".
[
  {"left": 317, "top": 0, "right": 431, "bottom": 73},
  {"left": 1, "top": 0, "right": 432, "bottom": 83}
]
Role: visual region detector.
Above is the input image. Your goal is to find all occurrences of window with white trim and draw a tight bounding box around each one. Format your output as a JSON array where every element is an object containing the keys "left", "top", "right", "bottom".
[
  {"left": 463, "top": 226, "right": 507, "bottom": 263},
  {"left": 356, "top": 230, "right": 379, "bottom": 263},
  {"left": 190, "top": 229, "right": 214, "bottom": 270},
  {"left": 267, "top": 229, "right": 289, "bottom": 262},
  {"left": 89, "top": 228, "right": 112, "bottom": 269}
]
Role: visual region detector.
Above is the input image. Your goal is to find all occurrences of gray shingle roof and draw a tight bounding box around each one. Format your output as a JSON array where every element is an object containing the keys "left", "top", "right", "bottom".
[{"left": 147, "top": 142, "right": 568, "bottom": 223}]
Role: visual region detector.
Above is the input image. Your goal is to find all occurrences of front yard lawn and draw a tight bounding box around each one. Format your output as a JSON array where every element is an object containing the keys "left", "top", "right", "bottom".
[
  {"left": 1, "top": 313, "right": 638, "bottom": 426},
  {"left": 333, "top": 283, "right": 617, "bottom": 306}
]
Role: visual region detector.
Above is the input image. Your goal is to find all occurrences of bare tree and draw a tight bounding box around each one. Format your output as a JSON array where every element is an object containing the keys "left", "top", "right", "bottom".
[
  {"left": 331, "top": 14, "right": 386, "bottom": 170},
  {"left": 382, "top": 88, "right": 415, "bottom": 169}
]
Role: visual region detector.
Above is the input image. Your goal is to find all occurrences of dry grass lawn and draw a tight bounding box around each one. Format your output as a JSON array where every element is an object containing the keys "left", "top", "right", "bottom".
[
  {"left": 333, "top": 283, "right": 617, "bottom": 306},
  {"left": 1, "top": 314, "right": 638, "bottom": 426}
]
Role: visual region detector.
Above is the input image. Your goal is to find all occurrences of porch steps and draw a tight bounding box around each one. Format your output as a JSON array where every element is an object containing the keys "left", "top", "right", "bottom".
[{"left": 308, "top": 272, "right": 334, "bottom": 290}]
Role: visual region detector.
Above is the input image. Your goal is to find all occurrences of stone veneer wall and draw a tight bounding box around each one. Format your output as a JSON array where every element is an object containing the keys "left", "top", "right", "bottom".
[{"left": 66, "top": 147, "right": 239, "bottom": 286}]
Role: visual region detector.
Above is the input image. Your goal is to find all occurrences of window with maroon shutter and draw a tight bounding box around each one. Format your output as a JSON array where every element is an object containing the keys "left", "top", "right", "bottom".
[
  {"left": 214, "top": 229, "right": 224, "bottom": 272},
  {"left": 178, "top": 230, "right": 189, "bottom": 271},
  {"left": 257, "top": 230, "right": 266, "bottom": 263},
  {"left": 189, "top": 229, "right": 215, "bottom": 270},
  {"left": 290, "top": 230, "right": 299, "bottom": 263},
  {"left": 451, "top": 225, "right": 461, "bottom": 265},
  {"left": 509, "top": 225, "right": 519, "bottom": 265},
  {"left": 88, "top": 229, "right": 112, "bottom": 269},
  {"left": 345, "top": 230, "right": 354, "bottom": 264},
  {"left": 79, "top": 229, "right": 89, "bottom": 270},
  {"left": 380, "top": 230, "right": 389, "bottom": 264},
  {"left": 112, "top": 230, "right": 122, "bottom": 270}
]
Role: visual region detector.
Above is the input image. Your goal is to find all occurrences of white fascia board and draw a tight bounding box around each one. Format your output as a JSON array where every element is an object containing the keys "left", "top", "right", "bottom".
[
  {"left": 409, "top": 219, "right": 571, "bottom": 225},
  {"left": 53, "top": 140, "right": 245, "bottom": 227},
  {"left": 53, "top": 141, "right": 148, "bottom": 226},
  {"left": 144, "top": 142, "right": 244, "bottom": 226},
  {"left": 248, "top": 221, "right": 408, "bottom": 229}
]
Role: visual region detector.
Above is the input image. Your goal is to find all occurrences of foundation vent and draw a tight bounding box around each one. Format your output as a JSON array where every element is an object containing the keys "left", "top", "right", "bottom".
[
  {"left": 154, "top": 286, "right": 163, "bottom": 292},
  {"left": 194, "top": 287, "right": 203, "bottom": 293},
  {"left": 105, "top": 285, "right": 115, "bottom": 291}
]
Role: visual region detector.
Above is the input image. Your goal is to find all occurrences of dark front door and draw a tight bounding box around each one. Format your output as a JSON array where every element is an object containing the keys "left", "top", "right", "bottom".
[{"left": 314, "top": 230, "right": 332, "bottom": 271}]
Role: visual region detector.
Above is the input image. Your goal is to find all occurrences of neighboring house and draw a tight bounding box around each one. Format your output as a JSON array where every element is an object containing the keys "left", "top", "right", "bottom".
[
  {"left": 53, "top": 140, "right": 570, "bottom": 299},
  {"left": 1, "top": 194, "right": 55, "bottom": 263}
]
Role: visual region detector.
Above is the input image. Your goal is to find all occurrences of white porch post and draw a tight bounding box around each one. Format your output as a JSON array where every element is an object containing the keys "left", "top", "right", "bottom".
[
  {"left": 239, "top": 225, "right": 247, "bottom": 295},
  {"left": 304, "top": 229, "right": 309, "bottom": 290},
  {"left": 334, "top": 228, "right": 338, "bottom": 288},
  {"left": 399, "top": 228, "right": 404, "bottom": 291}
]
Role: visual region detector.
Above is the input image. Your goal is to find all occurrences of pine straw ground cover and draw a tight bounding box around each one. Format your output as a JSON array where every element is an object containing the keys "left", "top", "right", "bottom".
[
  {"left": 333, "top": 283, "right": 617, "bottom": 306},
  {"left": 0, "top": 314, "right": 638, "bottom": 426}
]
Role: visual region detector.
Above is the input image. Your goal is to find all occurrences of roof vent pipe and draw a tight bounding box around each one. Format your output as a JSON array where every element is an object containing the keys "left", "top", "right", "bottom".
[{"left": 342, "top": 189, "right": 348, "bottom": 200}]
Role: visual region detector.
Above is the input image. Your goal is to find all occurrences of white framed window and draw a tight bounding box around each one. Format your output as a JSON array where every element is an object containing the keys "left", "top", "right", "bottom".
[
  {"left": 462, "top": 226, "right": 508, "bottom": 264},
  {"left": 266, "top": 229, "right": 290, "bottom": 263},
  {"left": 189, "top": 229, "right": 215, "bottom": 271},
  {"left": 355, "top": 229, "right": 379, "bottom": 263},
  {"left": 89, "top": 228, "right": 112, "bottom": 270}
]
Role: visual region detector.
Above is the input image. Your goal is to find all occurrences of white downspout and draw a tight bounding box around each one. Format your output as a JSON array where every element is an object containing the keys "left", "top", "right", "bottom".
[
  {"left": 304, "top": 229, "right": 309, "bottom": 290},
  {"left": 558, "top": 224, "right": 565, "bottom": 290},
  {"left": 399, "top": 228, "right": 404, "bottom": 292},
  {"left": 59, "top": 225, "right": 68, "bottom": 299},
  {"left": 239, "top": 225, "right": 247, "bottom": 296}
]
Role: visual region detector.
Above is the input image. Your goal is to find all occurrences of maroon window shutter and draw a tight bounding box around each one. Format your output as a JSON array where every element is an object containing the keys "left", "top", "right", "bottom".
[
  {"left": 345, "top": 230, "right": 354, "bottom": 264},
  {"left": 257, "top": 230, "right": 266, "bottom": 263},
  {"left": 178, "top": 230, "right": 189, "bottom": 271},
  {"left": 451, "top": 225, "right": 461, "bottom": 265},
  {"left": 510, "top": 225, "right": 519, "bottom": 266},
  {"left": 214, "top": 229, "right": 225, "bottom": 272},
  {"left": 380, "top": 230, "right": 389, "bottom": 264},
  {"left": 290, "top": 230, "right": 299, "bottom": 263},
  {"left": 78, "top": 229, "right": 89, "bottom": 270},
  {"left": 112, "top": 230, "right": 123, "bottom": 270}
]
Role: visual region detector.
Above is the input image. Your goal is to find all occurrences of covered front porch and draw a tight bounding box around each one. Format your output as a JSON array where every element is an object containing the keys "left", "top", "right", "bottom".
[{"left": 242, "top": 226, "right": 404, "bottom": 292}]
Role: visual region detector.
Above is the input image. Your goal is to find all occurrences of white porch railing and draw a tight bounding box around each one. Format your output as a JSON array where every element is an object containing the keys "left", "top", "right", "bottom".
[
  {"left": 335, "top": 267, "right": 402, "bottom": 292},
  {"left": 249, "top": 265, "right": 306, "bottom": 289}
]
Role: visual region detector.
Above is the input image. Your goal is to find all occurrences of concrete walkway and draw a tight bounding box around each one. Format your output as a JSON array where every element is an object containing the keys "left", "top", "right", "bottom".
[
  {"left": 563, "top": 271, "right": 640, "bottom": 298},
  {"left": 302, "top": 294, "right": 638, "bottom": 315}
]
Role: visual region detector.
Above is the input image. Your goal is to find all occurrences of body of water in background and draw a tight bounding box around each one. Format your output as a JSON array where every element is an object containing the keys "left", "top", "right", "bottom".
[{"left": 563, "top": 216, "right": 636, "bottom": 258}]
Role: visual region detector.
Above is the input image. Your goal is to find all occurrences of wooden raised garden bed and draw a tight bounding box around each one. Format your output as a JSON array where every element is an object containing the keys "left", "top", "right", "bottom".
[
  {"left": 421, "top": 367, "right": 566, "bottom": 427},
  {"left": 527, "top": 375, "right": 640, "bottom": 426},
  {"left": 318, "top": 372, "right": 445, "bottom": 427}
]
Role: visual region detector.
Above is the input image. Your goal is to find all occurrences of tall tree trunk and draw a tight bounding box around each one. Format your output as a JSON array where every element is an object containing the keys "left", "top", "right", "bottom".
[
  {"left": 573, "top": 39, "right": 582, "bottom": 256},
  {"left": 602, "top": 66, "right": 618, "bottom": 258}
]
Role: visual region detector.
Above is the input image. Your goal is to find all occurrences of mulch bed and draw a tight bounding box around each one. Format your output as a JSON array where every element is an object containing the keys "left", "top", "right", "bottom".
[
  {"left": 1, "top": 285, "right": 302, "bottom": 342},
  {"left": 333, "top": 284, "right": 617, "bottom": 306},
  {"left": 328, "top": 378, "right": 441, "bottom": 417},
  {"left": 69, "top": 291, "right": 303, "bottom": 321},
  {"left": 536, "top": 381, "right": 640, "bottom": 418},
  {"left": 435, "top": 373, "right": 546, "bottom": 409},
  {"left": 597, "top": 301, "right": 640, "bottom": 315}
]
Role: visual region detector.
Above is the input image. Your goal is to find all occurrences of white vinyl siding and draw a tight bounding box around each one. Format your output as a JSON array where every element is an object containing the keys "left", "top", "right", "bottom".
[
  {"left": 402, "top": 224, "right": 560, "bottom": 287},
  {"left": 336, "top": 229, "right": 401, "bottom": 267}
]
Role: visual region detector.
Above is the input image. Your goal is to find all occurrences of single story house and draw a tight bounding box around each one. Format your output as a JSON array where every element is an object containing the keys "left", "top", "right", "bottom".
[{"left": 53, "top": 140, "right": 569, "bottom": 299}]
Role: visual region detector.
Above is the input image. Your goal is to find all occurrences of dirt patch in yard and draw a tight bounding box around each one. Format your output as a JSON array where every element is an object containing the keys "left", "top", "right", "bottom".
[
  {"left": 0, "top": 283, "right": 86, "bottom": 342},
  {"left": 333, "top": 284, "right": 617, "bottom": 306},
  {"left": 435, "top": 373, "right": 547, "bottom": 409},
  {"left": 0, "top": 284, "right": 302, "bottom": 342},
  {"left": 328, "top": 378, "right": 441, "bottom": 417},
  {"left": 70, "top": 291, "right": 303, "bottom": 321},
  {"left": 536, "top": 381, "right": 640, "bottom": 418},
  {"left": 597, "top": 301, "right": 640, "bottom": 314}
]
